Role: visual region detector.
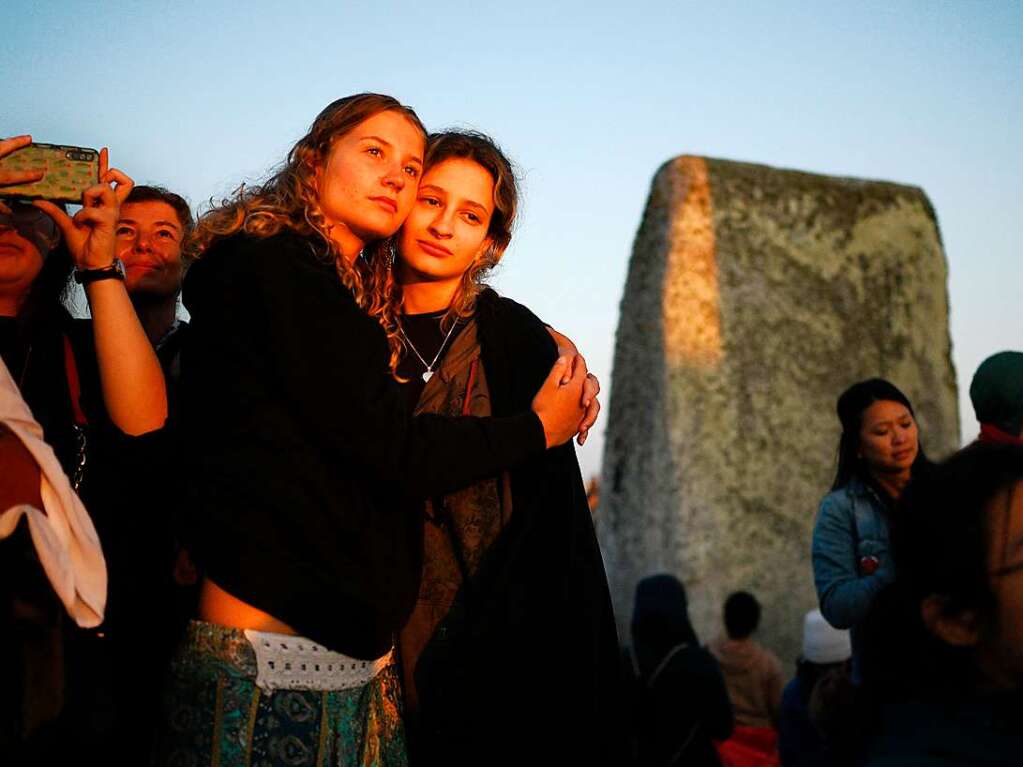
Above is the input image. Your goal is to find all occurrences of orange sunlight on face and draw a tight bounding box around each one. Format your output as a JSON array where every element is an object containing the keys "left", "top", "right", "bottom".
[
  {"left": 395, "top": 157, "right": 495, "bottom": 291},
  {"left": 315, "top": 110, "right": 425, "bottom": 261},
  {"left": 116, "top": 200, "right": 185, "bottom": 298}
]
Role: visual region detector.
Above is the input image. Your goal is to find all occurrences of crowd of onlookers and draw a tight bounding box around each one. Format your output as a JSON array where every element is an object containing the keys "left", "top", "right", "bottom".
[
  {"left": 2, "top": 113, "right": 1021, "bottom": 767},
  {"left": 1, "top": 134, "right": 197, "bottom": 761},
  {"left": 624, "top": 353, "right": 1023, "bottom": 766}
]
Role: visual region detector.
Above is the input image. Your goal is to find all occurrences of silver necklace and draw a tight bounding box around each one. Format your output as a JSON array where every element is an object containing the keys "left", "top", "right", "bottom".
[{"left": 398, "top": 318, "right": 460, "bottom": 382}]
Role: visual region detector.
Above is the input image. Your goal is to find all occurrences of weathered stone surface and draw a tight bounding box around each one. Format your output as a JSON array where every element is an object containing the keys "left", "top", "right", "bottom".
[{"left": 599, "top": 156, "right": 959, "bottom": 663}]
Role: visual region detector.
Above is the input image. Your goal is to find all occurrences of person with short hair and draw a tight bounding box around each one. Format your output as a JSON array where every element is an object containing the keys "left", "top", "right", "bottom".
[
  {"left": 115, "top": 184, "right": 193, "bottom": 394},
  {"left": 711, "top": 591, "right": 785, "bottom": 729},
  {"left": 970, "top": 350, "right": 1023, "bottom": 445}
]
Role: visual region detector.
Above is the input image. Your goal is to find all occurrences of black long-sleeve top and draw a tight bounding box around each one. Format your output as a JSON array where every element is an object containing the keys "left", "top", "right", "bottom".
[{"left": 180, "top": 231, "right": 545, "bottom": 659}]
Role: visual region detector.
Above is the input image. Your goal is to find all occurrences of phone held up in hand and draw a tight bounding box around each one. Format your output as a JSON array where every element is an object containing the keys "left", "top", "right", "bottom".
[{"left": 0, "top": 142, "right": 100, "bottom": 202}]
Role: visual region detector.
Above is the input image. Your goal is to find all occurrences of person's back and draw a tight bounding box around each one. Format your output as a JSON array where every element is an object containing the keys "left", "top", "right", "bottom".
[
  {"left": 710, "top": 592, "right": 784, "bottom": 729},
  {"left": 778, "top": 609, "right": 853, "bottom": 767},
  {"left": 630, "top": 575, "right": 733, "bottom": 767},
  {"left": 711, "top": 634, "right": 785, "bottom": 728}
]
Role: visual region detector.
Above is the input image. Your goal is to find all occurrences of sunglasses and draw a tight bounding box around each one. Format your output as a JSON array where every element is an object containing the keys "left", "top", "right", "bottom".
[{"left": 0, "top": 203, "right": 61, "bottom": 254}]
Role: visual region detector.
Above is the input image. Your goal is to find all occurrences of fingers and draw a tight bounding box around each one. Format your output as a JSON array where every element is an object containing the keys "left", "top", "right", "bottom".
[
  {"left": 0, "top": 135, "right": 32, "bottom": 161},
  {"left": 102, "top": 167, "right": 134, "bottom": 205},
  {"left": 561, "top": 353, "right": 585, "bottom": 386},
  {"left": 543, "top": 356, "right": 572, "bottom": 390},
  {"left": 581, "top": 369, "right": 599, "bottom": 407},
  {"left": 571, "top": 353, "right": 587, "bottom": 379},
  {"left": 73, "top": 205, "right": 112, "bottom": 228},
  {"left": 565, "top": 354, "right": 587, "bottom": 385},
  {"left": 577, "top": 397, "right": 601, "bottom": 446},
  {"left": 32, "top": 200, "right": 74, "bottom": 237},
  {"left": 81, "top": 181, "right": 117, "bottom": 209},
  {"left": 99, "top": 147, "right": 108, "bottom": 178},
  {"left": 0, "top": 135, "right": 42, "bottom": 188},
  {"left": 0, "top": 168, "right": 44, "bottom": 186}
]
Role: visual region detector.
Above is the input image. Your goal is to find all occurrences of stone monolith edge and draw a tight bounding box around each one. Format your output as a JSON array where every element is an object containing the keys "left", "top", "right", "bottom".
[{"left": 599, "top": 156, "right": 959, "bottom": 663}]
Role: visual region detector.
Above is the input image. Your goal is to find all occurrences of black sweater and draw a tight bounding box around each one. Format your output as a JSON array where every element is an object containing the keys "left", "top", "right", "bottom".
[{"left": 180, "top": 231, "right": 545, "bottom": 659}]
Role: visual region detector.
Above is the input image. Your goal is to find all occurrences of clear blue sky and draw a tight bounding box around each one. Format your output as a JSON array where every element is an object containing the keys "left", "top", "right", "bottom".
[{"left": 4, "top": 0, "right": 1020, "bottom": 478}]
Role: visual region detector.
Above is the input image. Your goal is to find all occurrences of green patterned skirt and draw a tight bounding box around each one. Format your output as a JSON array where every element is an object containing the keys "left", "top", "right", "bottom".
[{"left": 153, "top": 621, "right": 408, "bottom": 767}]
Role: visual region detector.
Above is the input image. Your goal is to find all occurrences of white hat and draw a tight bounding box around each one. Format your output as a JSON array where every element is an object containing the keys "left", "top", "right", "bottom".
[{"left": 802, "top": 609, "right": 851, "bottom": 664}]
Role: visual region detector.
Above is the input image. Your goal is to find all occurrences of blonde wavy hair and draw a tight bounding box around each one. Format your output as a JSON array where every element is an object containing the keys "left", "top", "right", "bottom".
[
  {"left": 367, "top": 130, "right": 519, "bottom": 373},
  {"left": 190, "top": 93, "right": 426, "bottom": 307}
]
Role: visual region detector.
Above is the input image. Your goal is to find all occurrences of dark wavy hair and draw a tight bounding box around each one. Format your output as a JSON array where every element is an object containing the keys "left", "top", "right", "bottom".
[{"left": 831, "top": 378, "right": 930, "bottom": 491}]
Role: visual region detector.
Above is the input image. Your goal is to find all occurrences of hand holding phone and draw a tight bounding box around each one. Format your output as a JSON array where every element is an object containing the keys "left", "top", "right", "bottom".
[
  {"left": 34, "top": 149, "right": 135, "bottom": 271},
  {"left": 0, "top": 137, "right": 100, "bottom": 203}
]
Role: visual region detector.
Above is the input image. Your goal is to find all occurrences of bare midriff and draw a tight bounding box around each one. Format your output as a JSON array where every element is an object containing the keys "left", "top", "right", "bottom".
[{"left": 198, "top": 578, "right": 299, "bottom": 635}]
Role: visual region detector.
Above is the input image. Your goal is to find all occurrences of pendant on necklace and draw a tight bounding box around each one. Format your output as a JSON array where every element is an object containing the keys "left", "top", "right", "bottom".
[{"left": 422, "top": 370, "right": 433, "bottom": 382}]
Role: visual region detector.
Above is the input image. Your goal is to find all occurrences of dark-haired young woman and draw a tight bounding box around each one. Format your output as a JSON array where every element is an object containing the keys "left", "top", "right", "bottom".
[
  {"left": 863, "top": 441, "right": 1023, "bottom": 766},
  {"left": 812, "top": 378, "right": 930, "bottom": 683},
  {"left": 153, "top": 97, "right": 592, "bottom": 766},
  {"left": 371, "top": 129, "right": 623, "bottom": 766}
]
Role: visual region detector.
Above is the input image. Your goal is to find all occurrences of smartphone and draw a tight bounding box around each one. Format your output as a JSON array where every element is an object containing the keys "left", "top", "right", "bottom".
[{"left": 0, "top": 143, "right": 100, "bottom": 202}]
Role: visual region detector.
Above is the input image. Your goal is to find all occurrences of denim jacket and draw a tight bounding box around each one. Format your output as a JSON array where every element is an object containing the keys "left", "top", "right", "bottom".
[{"left": 811, "top": 477, "right": 895, "bottom": 680}]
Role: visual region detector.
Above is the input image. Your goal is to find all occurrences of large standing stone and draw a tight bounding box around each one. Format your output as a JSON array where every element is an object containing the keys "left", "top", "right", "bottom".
[{"left": 599, "top": 156, "right": 959, "bottom": 663}]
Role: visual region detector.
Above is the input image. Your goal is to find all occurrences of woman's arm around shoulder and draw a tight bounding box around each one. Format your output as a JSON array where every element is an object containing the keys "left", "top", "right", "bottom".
[{"left": 185, "top": 239, "right": 582, "bottom": 498}]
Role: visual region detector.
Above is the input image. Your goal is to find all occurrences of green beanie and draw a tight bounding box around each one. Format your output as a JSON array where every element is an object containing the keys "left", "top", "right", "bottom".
[{"left": 970, "top": 351, "right": 1023, "bottom": 436}]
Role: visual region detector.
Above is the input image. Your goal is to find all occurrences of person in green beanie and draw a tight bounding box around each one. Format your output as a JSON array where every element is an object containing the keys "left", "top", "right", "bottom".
[{"left": 970, "top": 351, "right": 1023, "bottom": 444}]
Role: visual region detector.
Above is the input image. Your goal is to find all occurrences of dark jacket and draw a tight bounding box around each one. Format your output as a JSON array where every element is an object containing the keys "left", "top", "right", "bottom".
[
  {"left": 0, "top": 311, "right": 174, "bottom": 763},
  {"left": 867, "top": 692, "right": 1023, "bottom": 766},
  {"left": 628, "top": 574, "right": 733, "bottom": 767},
  {"left": 180, "top": 232, "right": 545, "bottom": 659},
  {"left": 406, "top": 290, "right": 626, "bottom": 767}
]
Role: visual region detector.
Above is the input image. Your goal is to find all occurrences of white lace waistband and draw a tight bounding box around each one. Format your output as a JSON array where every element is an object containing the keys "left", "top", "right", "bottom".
[{"left": 242, "top": 629, "right": 392, "bottom": 692}]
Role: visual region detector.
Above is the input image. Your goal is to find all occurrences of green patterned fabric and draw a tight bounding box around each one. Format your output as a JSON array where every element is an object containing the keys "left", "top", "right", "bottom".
[{"left": 153, "top": 621, "right": 408, "bottom": 767}]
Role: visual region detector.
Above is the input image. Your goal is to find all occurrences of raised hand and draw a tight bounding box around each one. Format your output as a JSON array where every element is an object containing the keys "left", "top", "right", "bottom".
[
  {"left": 33, "top": 149, "right": 134, "bottom": 270},
  {"left": 0, "top": 135, "right": 44, "bottom": 215}
]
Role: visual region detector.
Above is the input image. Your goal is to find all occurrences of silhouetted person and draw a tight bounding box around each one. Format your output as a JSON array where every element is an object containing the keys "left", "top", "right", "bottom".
[
  {"left": 970, "top": 350, "right": 1023, "bottom": 445},
  {"left": 628, "top": 574, "right": 733, "bottom": 767}
]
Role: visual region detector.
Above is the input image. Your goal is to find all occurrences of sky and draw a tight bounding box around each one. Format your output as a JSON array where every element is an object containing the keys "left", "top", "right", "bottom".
[{"left": 4, "top": 0, "right": 1020, "bottom": 479}]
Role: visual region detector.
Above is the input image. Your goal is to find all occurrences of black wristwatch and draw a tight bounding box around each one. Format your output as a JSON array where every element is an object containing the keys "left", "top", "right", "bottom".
[{"left": 74, "top": 258, "right": 126, "bottom": 285}]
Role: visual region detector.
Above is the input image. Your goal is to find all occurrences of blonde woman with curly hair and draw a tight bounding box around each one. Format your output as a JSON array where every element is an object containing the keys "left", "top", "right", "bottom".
[
  {"left": 372, "top": 130, "right": 624, "bottom": 767},
  {"left": 152, "top": 95, "right": 593, "bottom": 767}
]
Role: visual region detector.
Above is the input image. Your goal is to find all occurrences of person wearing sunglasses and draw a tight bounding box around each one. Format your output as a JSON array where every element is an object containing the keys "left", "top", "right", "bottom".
[{"left": 1, "top": 133, "right": 169, "bottom": 763}]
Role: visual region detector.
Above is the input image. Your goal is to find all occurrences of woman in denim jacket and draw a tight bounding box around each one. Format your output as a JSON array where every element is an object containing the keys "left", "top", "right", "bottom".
[{"left": 812, "top": 379, "right": 930, "bottom": 682}]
